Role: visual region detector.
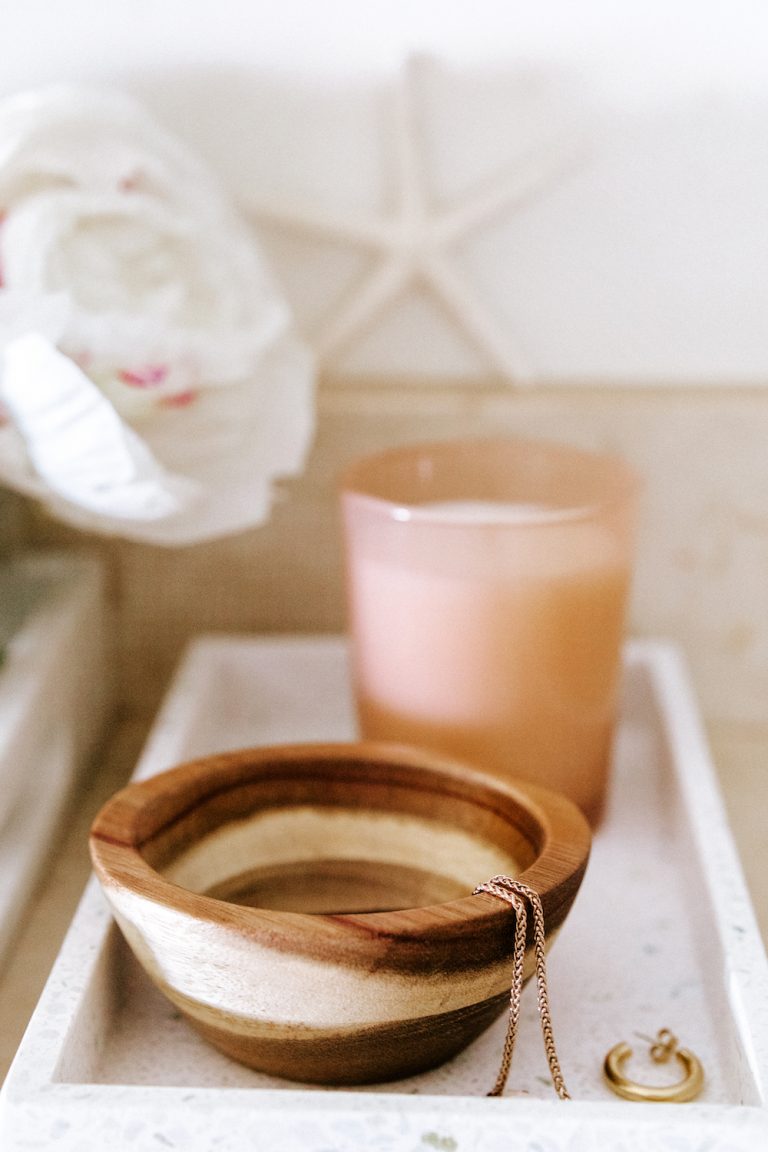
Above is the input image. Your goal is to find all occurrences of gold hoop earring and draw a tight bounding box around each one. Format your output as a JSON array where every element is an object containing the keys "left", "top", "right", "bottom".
[{"left": 603, "top": 1029, "right": 704, "bottom": 1103}]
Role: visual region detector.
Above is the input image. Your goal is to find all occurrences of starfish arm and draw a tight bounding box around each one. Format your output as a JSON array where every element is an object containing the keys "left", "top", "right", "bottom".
[
  {"left": 433, "top": 136, "right": 588, "bottom": 246},
  {"left": 314, "top": 256, "right": 410, "bottom": 365},
  {"left": 249, "top": 203, "right": 393, "bottom": 250},
  {"left": 422, "top": 253, "right": 531, "bottom": 382},
  {"left": 392, "top": 58, "right": 427, "bottom": 222}
]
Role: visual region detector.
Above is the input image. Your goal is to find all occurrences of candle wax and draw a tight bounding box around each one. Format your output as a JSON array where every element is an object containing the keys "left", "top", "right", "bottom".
[{"left": 347, "top": 503, "right": 631, "bottom": 823}]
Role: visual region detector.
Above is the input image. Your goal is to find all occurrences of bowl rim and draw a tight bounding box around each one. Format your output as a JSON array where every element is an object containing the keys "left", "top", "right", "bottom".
[{"left": 89, "top": 741, "right": 591, "bottom": 954}]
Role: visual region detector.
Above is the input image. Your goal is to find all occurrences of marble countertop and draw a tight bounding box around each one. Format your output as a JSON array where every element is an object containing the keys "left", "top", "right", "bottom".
[{"left": 0, "top": 715, "right": 766, "bottom": 1088}]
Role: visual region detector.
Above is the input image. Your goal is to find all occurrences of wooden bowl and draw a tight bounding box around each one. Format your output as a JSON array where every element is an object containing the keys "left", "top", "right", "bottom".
[{"left": 90, "top": 742, "right": 591, "bottom": 1086}]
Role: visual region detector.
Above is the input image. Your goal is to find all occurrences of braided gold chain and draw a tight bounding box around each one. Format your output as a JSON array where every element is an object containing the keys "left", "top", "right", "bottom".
[{"left": 474, "top": 874, "right": 570, "bottom": 1100}]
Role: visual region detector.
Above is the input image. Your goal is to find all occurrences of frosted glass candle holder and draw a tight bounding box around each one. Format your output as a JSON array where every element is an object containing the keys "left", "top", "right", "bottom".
[{"left": 339, "top": 437, "right": 638, "bottom": 824}]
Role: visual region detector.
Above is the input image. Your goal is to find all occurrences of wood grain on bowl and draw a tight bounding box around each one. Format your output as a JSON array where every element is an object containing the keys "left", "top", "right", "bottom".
[{"left": 90, "top": 742, "right": 590, "bottom": 1085}]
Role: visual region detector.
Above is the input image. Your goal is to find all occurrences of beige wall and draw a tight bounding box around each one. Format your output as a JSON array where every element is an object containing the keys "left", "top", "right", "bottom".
[
  {"left": 15, "top": 378, "right": 768, "bottom": 732},
  {"left": 0, "top": 493, "right": 28, "bottom": 555}
]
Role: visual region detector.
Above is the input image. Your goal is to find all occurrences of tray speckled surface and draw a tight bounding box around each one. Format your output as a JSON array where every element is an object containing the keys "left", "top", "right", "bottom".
[{"left": 2, "top": 635, "right": 767, "bottom": 1149}]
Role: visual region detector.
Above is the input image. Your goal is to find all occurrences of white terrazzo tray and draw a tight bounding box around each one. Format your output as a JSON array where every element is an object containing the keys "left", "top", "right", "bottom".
[
  {"left": 0, "top": 552, "right": 111, "bottom": 969},
  {"left": 2, "top": 634, "right": 767, "bottom": 1150}
]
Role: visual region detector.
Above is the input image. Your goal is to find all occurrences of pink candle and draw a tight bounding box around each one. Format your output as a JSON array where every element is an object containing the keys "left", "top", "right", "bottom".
[{"left": 339, "top": 439, "right": 638, "bottom": 824}]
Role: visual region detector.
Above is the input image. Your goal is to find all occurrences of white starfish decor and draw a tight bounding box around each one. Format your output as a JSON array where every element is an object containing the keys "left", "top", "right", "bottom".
[{"left": 250, "top": 57, "right": 584, "bottom": 382}]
